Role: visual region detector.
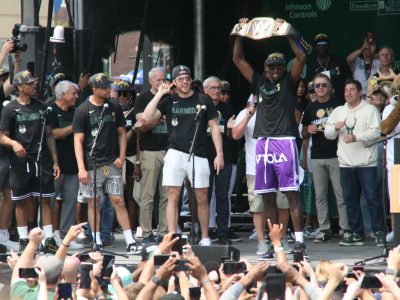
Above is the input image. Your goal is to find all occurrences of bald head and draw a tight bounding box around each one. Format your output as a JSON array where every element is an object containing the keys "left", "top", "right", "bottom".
[{"left": 63, "top": 256, "right": 80, "bottom": 283}]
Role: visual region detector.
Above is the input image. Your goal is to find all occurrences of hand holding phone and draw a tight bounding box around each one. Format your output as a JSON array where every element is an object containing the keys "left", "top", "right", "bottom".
[
  {"left": 58, "top": 283, "right": 72, "bottom": 300},
  {"left": 171, "top": 233, "right": 183, "bottom": 254},
  {"left": 19, "top": 268, "right": 38, "bottom": 279},
  {"left": 80, "top": 263, "right": 93, "bottom": 289}
]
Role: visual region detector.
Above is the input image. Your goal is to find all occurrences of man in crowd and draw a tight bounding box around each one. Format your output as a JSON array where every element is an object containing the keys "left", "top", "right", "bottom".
[
  {"left": 233, "top": 18, "right": 307, "bottom": 257},
  {"left": 325, "top": 79, "right": 384, "bottom": 246},
  {"left": 134, "top": 67, "right": 169, "bottom": 244},
  {"left": 306, "top": 33, "right": 352, "bottom": 102},
  {"left": 0, "top": 70, "right": 60, "bottom": 253},
  {"left": 203, "top": 76, "right": 239, "bottom": 245},
  {"left": 142, "top": 65, "right": 224, "bottom": 246},
  {"left": 73, "top": 73, "right": 141, "bottom": 253},
  {"left": 48, "top": 80, "right": 82, "bottom": 250},
  {"left": 301, "top": 74, "right": 349, "bottom": 243}
]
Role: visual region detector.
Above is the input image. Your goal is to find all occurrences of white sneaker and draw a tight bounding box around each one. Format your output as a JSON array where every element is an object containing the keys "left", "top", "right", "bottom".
[
  {"left": 256, "top": 241, "right": 269, "bottom": 255},
  {"left": 0, "top": 239, "right": 19, "bottom": 251},
  {"left": 69, "top": 240, "right": 84, "bottom": 250},
  {"left": 53, "top": 230, "right": 62, "bottom": 246},
  {"left": 198, "top": 238, "right": 211, "bottom": 246},
  {"left": 248, "top": 229, "right": 257, "bottom": 240},
  {"left": 135, "top": 227, "right": 143, "bottom": 239},
  {"left": 387, "top": 231, "right": 394, "bottom": 243}
]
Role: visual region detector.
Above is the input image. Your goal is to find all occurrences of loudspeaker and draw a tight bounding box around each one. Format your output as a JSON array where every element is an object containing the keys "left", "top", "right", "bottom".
[{"left": 191, "top": 245, "right": 240, "bottom": 265}]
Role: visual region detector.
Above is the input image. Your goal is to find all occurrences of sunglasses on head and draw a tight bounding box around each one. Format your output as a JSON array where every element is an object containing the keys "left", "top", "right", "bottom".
[
  {"left": 314, "top": 83, "right": 328, "bottom": 89},
  {"left": 118, "top": 91, "right": 129, "bottom": 97}
]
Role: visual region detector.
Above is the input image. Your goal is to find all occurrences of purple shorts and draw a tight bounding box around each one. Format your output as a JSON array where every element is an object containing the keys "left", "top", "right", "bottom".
[{"left": 254, "top": 137, "right": 299, "bottom": 194}]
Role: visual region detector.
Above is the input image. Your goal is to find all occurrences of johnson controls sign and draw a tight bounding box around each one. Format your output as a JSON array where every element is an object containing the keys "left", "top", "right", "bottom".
[{"left": 285, "top": 0, "right": 332, "bottom": 18}]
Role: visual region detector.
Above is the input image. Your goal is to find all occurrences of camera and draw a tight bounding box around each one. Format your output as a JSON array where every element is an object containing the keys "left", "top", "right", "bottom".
[{"left": 10, "top": 24, "right": 28, "bottom": 53}]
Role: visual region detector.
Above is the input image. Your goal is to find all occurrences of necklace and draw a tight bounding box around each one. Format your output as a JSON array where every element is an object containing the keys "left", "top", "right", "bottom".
[{"left": 317, "top": 56, "right": 331, "bottom": 71}]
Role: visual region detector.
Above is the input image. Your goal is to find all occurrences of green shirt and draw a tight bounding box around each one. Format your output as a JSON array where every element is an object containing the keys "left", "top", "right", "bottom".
[{"left": 10, "top": 280, "right": 54, "bottom": 300}]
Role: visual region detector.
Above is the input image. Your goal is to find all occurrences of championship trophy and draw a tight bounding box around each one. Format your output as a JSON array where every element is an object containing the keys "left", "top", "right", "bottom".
[{"left": 230, "top": 17, "right": 312, "bottom": 55}]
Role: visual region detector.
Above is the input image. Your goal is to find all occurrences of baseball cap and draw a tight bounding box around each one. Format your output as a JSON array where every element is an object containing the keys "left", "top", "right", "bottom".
[
  {"left": 221, "top": 80, "right": 230, "bottom": 92},
  {"left": 113, "top": 80, "right": 135, "bottom": 92},
  {"left": 50, "top": 73, "right": 71, "bottom": 88},
  {"left": 13, "top": 70, "right": 38, "bottom": 86},
  {"left": 308, "top": 81, "right": 315, "bottom": 93},
  {"left": 314, "top": 33, "right": 329, "bottom": 46},
  {"left": 36, "top": 255, "right": 63, "bottom": 282},
  {"left": 264, "top": 52, "right": 286, "bottom": 66},
  {"left": 0, "top": 68, "right": 9, "bottom": 78},
  {"left": 171, "top": 65, "right": 191, "bottom": 79},
  {"left": 89, "top": 73, "right": 112, "bottom": 89}
]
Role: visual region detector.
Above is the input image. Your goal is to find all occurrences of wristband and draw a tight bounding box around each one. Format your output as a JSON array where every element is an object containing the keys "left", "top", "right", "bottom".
[
  {"left": 62, "top": 242, "right": 70, "bottom": 248},
  {"left": 135, "top": 161, "right": 141, "bottom": 165},
  {"left": 274, "top": 245, "right": 284, "bottom": 253},
  {"left": 386, "top": 268, "right": 395, "bottom": 276},
  {"left": 201, "top": 278, "right": 211, "bottom": 287},
  {"left": 151, "top": 275, "right": 162, "bottom": 286}
]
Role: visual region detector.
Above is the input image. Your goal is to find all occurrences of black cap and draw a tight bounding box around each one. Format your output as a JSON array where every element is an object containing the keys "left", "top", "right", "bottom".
[
  {"left": 264, "top": 52, "right": 286, "bottom": 66},
  {"left": 13, "top": 70, "right": 38, "bottom": 86},
  {"left": 171, "top": 65, "right": 191, "bottom": 79},
  {"left": 113, "top": 80, "right": 136, "bottom": 92},
  {"left": 89, "top": 73, "right": 112, "bottom": 89}
]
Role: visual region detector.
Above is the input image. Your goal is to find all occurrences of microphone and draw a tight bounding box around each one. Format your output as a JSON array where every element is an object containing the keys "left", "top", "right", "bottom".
[
  {"left": 99, "top": 103, "right": 109, "bottom": 120},
  {"left": 40, "top": 106, "right": 53, "bottom": 116},
  {"left": 194, "top": 105, "right": 206, "bottom": 121}
]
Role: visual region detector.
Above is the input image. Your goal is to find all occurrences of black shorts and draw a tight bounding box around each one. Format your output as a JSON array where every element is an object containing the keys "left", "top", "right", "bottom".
[{"left": 9, "top": 161, "right": 55, "bottom": 201}]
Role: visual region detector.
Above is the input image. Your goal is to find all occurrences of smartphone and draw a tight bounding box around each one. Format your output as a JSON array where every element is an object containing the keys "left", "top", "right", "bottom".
[
  {"left": 78, "top": 254, "right": 90, "bottom": 262},
  {"left": 171, "top": 233, "right": 183, "bottom": 254},
  {"left": 189, "top": 287, "right": 201, "bottom": 300},
  {"left": 80, "top": 263, "right": 93, "bottom": 289},
  {"left": 154, "top": 254, "right": 170, "bottom": 266},
  {"left": 181, "top": 235, "right": 188, "bottom": 246},
  {"left": 19, "top": 268, "right": 38, "bottom": 278},
  {"left": 265, "top": 273, "right": 285, "bottom": 300},
  {"left": 58, "top": 283, "right": 72, "bottom": 299},
  {"left": 293, "top": 251, "right": 303, "bottom": 263},
  {"left": 223, "top": 261, "right": 246, "bottom": 275},
  {"left": 361, "top": 276, "right": 382, "bottom": 289},
  {"left": 175, "top": 259, "right": 190, "bottom": 271},
  {"left": 352, "top": 266, "right": 364, "bottom": 272},
  {"left": 0, "top": 254, "right": 7, "bottom": 263},
  {"left": 101, "top": 255, "right": 115, "bottom": 278}
]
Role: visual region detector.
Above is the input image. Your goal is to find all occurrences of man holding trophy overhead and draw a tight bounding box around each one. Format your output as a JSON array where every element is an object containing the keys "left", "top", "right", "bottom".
[{"left": 232, "top": 17, "right": 308, "bottom": 259}]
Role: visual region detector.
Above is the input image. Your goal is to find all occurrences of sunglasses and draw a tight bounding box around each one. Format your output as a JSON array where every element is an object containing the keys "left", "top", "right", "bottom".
[
  {"left": 118, "top": 91, "right": 129, "bottom": 97},
  {"left": 314, "top": 83, "right": 328, "bottom": 89}
]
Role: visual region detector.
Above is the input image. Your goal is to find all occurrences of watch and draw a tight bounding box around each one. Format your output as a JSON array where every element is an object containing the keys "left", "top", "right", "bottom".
[
  {"left": 386, "top": 268, "right": 396, "bottom": 276},
  {"left": 151, "top": 275, "right": 161, "bottom": 286}
]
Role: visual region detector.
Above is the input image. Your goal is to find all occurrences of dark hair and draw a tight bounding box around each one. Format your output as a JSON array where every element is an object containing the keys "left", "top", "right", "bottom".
[{"left": 344, "top": 79, "right": 362, "bottom": 92}]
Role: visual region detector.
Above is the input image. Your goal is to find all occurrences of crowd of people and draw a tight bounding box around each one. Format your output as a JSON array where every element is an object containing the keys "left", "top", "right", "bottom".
[{"left": 0, "top": 16, "right": 399, "bottom": 299}]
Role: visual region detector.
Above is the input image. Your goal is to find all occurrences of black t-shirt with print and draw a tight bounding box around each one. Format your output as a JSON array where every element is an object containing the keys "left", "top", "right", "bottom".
[
  {"left": 48, "top": 103, "right": 78, "bottom": 174},
  {"left": 301, "top": 97, "right": 341, "bottom": 159},
  {"left": 73, "top": 99, "right": 125, "bottom": 170},
  {"left": 251, "top": 72, "right": 299, "bottom": 138},
  {"left": 206, "top": 101, "right": 238, "bottom": 164},
  {"left": 124, "top": 108, "right": 137, "bottom": 157},
  {"left": 306, "top": 54, "right": 352, "bottom": 103},
  {"left": 133, "top": 90, "right": 168, "bottom": 151},
  {"left": 158, "top": 91, "right": 217, "bottom": 158},
  {"left": 0, "top": 98, "right": 51, "bottom": 164}
]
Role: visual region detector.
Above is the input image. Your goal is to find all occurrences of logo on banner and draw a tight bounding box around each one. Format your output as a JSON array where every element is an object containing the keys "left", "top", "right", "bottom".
[
  {"left": 285, "top": 0, "right": 332, "bottom": 18},
  {"left": 316, "top": 0, "right": 332, "bottom": 10}
]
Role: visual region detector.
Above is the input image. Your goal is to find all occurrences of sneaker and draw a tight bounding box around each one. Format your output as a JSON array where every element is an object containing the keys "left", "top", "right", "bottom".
[
  {"left": 248, "top": 229, "right": 257, "bottom": 240},
  {"left": 53, "top": 230, "right": 62, "bottom": 246},
  {"left": 304, "top": 226, "right": 320, "bottom": 239},
  {"left": 256, "top": 241, "right": 269, "bottom": 255},
  {"left": 69, "top": 240, "right": 84, "bottom": 250},
  {"left": 313, "top": 231, "right": 331, "bottom": 243},
  {"left": 101, "top": 236, "right": 115, "bottom": 247},
  {"left": 44, "top": 237, "right": 59, "bottom": 254},
  {"left": 217, "top": 236, "right": 232, "bottom": 245},
  {"left": 142, "top": 234, "right": 156, "bottom": 245},
  {"left": 258, "top": 245, "right": 274, "bottom": 261},
  {"left": 339, "top": 232, "right": 364, "bottom": 246},
  {"left": 387, "top": 231, "right": 394, "bottom": 243},
  {"left": 282, "top": 238, "right": 294, "bottom": 254},
  {"left": 126, "top": 242, "right": 143, "bottom": 254},
  {"left": 286, "top": 230, "right": 295, "bottom": 244},
  {"left": 208, "top": 228, "right": 218, "bottom": 242},
  {"left": 227, "top": 228, "right": 243, "bottom": 242},
  {"left": 294, "top": 242, "right": 309, "bottom": 260},
  {"left": 198, "top": 238, "right": 212, "bottom": 246},
  {"left": 375, "top": 231, "right": 385, "bottom": 247},
  {"left": 0, "top": 239, "right": 19, "bottom": 251}
]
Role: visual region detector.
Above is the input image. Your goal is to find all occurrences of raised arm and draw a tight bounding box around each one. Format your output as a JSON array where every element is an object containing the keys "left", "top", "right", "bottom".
[
  {"left": 142, "top": 83, "right": 172, "bottom": 122},
  {"left": 287, "top": 35, "right": 306, "bottom": 82},
  {"left": 232, "top": 19, "right": 254, "bottom": 83}
]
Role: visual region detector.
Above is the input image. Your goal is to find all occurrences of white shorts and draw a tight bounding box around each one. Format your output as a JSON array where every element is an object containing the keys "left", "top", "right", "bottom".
[{"left": 162, "top": 149, "right": 210, "bottom": 188}]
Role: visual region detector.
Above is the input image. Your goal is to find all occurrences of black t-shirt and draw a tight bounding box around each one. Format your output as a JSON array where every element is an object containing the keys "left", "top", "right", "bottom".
[
  {"left": 306, "top": 54, "right": 352, "bottom": 103},
  {"left": 72, "top": 99, "right": 125, "bottom": 170},
  {"left": 133, "top": 90, "right": 168, "bottom": 151},
  {"left": 158, "top": 91, "right": 217, "bottom": 158},
  {"left": 48, "top": 103, "right": 78, "bottom": 174},
  {"left": 251, "top": 72, "right": 299, "bottom": 138},
  {"left": 301, "top": 97, "right": 341, "bottom": 159},
  {"left": 0, "top": 98, "right": 51, "bottom": 164},
  {"left": 206, "top": 101, "right": 238, "bottom": 164},
  {"left": 124, "top": 108, "right": 137, "bottom": 157}
]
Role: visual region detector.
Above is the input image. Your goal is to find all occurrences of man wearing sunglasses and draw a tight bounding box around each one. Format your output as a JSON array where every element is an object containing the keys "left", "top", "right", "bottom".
[
  {"left": 233, "top": 18, "right": 307, "bottom": 259},
  {"left": 301, "top": 73, "right": 349, "bottom": 244}
]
